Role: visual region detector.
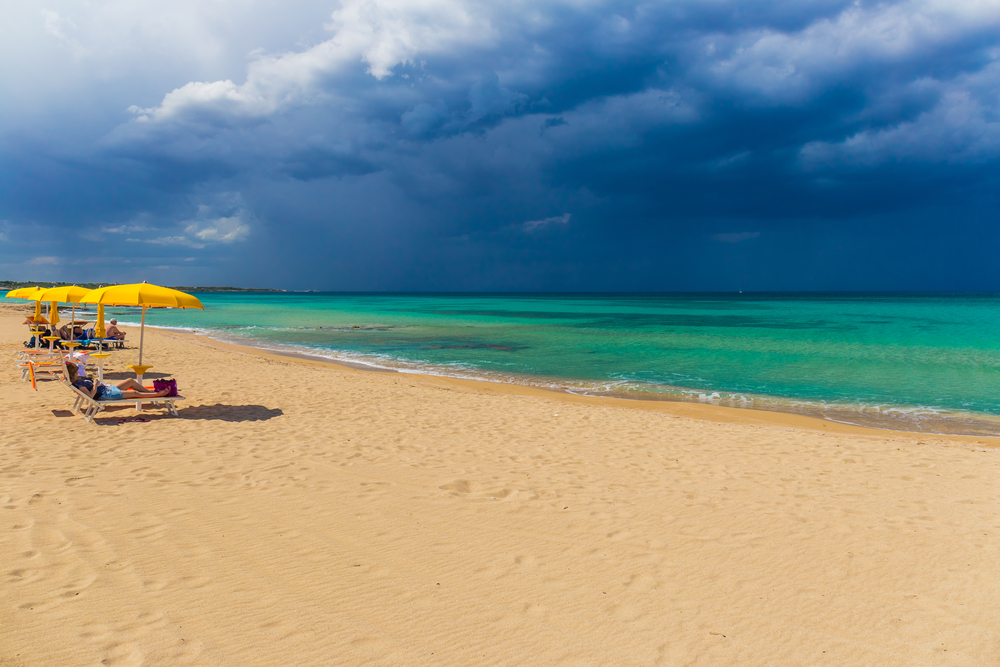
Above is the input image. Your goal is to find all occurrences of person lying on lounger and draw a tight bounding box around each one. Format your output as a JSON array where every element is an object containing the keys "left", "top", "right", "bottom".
[
  {"left": 67, "top": 364, "right": 170, "bottom": 400},
  {"left": 47, "top": 325, "right": 71, "bottom": 349},
  {"left": 25, "top": 327, "right": 51, "bottom": 348},
  {"left": 105, "top": 319, "right": 126, "bottom": 341}
]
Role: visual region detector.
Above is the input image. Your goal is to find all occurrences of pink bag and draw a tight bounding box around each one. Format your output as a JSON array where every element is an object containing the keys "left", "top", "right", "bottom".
[{"left": 153, "top": 378, "right": 178, "bottom": 397}]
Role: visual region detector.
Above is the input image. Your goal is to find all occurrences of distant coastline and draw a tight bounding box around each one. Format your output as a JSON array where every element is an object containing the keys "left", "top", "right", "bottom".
[{"left": 0, "top": 280, "right": 284, "bottom": 292}]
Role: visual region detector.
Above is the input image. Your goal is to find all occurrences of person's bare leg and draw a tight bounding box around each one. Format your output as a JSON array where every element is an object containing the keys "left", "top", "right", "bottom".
[
  {"left": 116, "top": 378, "right": 170, "bottom": 397},
  {"left": 115, "top": 379, "right": 148, "bottom": 392},
  {"left": 121, "top": 388, "right": 170, "bottom": 398}
]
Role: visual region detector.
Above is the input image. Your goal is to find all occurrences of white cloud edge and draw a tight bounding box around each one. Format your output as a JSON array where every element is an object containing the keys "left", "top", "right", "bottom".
[
  {"left": 128, "top": 0, "right": 498, "bottom": 122},
  {"left": 524, "top": 213, "right": 571, "bottom": 231}
]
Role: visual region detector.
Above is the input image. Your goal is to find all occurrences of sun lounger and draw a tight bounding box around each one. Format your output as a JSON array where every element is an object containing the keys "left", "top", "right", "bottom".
[
  {"left": 95, "top": 338, "right": 122, "bottom": 351},
  {"left": 58, "top": 360, "right": 183, "bottom": 422},
  {"left": 17, "top": 349, "right": 62, "bottom": 361},
  {"left": 79, "top": 330, "right": 120, "bottom": 351},
  {"left": 17, "top": 351, "right": 92, "bottom": 381},
  {"left": 17, "top": 355, "right": 68, "bottom": 381},
  {"left": 76, "top": 338, "right": 124, "bottom": 350},
  {"left": 64, "top": 382, "right": 183, "bottom": 422},
  {"left": 70, "top": 339, "right": 101, "bottom": 350}
]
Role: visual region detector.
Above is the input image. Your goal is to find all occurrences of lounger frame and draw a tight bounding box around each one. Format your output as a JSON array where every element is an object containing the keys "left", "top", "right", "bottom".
[
  {"left": 56, "top": 360, "right": 183, "bottom": 422},
  {"left": 17, "top": 352, "right": 94, "bottom": 381},
  {"left": 17, "top": 355, "right": 68, "bottom": 381},
  {"left": 64, "top": 381, "right": 184, "bottom": 422}
]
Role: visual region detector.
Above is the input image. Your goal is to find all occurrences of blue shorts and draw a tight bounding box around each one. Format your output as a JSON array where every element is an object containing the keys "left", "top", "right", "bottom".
[{"left": 101, "top": 385, "right": 124, "bottom": 400}]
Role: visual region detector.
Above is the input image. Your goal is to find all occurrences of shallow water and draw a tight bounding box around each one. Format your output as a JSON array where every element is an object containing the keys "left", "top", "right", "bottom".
[{"left": 21, "top": 292, "right": 1000, "bottom": 436}]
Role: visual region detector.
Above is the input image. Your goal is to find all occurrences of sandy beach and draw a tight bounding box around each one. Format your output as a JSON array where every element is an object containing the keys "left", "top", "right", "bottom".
[{"left": 2, "top": 302, "right": 999, "bottom": 666}]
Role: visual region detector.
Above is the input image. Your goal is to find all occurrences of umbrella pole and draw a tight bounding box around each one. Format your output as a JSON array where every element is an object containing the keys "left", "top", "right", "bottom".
[
  {"left": 96, "top": 304, "right": 105, "bottom": 343},
  {"left": 33, "top": 300, "right": 41, "bottom": 347},
  {"left": 139, "top": 306, "right": 146, "bottom": 365}
]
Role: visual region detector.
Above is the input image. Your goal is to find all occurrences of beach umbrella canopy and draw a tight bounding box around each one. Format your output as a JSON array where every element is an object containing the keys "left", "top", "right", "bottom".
[
  {"left": 80, "top": 283, "right": 204, "bottom": 309},
  {"left": 80, "top": 283, "right": 204, "bottom": 365},
  {"left": 34, "top": 286, "right": 91, "bottom": 335},
  {"left": 25, "top": 288, "right": 62, "bottom": 328},
  {"left": 5, "top": 286, "right": 42, "bottom": 298},
  {"left": 29, "top": 285, "right": 90, "bottom": 334},
  {"left": 34, "top": 285, "right": 90, "bottom": 304},
  {"left": 5, "top": 286, "right": 45, "bottom": 324}
]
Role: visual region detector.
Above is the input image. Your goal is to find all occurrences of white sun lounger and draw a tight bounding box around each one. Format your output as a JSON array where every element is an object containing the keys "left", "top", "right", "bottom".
[
  {"left": 17, "top": 355, "right": 67, "bottom": 381},
  {"left": 17, "top": 352, "right": 92, "bottom": 381},
  {"left": 58, "top": 361, "right": 184, "bottom": 422}
]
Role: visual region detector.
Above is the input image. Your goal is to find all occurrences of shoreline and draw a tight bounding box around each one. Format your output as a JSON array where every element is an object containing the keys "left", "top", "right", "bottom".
[
  {"left": 6, "top": 306, "right": 1000, "bottom": 665},
  {"left": 158, "top": 324, "right": 998, "bottom": 446},
  {"left": 6, "top": 301, "right": 997, "bottom": 441}
]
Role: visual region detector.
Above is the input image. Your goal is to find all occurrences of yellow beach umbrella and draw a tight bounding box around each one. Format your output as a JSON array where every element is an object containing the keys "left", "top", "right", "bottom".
[
  {"left": 34, "top": 286, "right": 91, "bottom": 336},
  {"left": 26, "top": 290, "right": 61, "bottom": 328},
  {"left": 5, "top": 286, "right": 42, "bottom": 298},
  {"left": 5, "top": 286, "right": 45, "bottom": 324},
  {"left": 35, "top": 285, "right": 90, "bottom": 303},
  {"left": 80, "top": 282, "right": 204, "bottom": 365}
]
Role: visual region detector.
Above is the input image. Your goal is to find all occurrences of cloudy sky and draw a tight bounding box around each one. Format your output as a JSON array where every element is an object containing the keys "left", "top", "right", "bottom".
[{"left": 2, "top": 0, "right": 999, "bottom": 290}]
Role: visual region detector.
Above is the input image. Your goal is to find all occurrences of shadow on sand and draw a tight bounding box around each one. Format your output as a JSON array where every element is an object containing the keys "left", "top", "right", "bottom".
[
  {"left": 84, "top": 404, "right": 283, "bottom": 426},
  {"left": 101, "top": 370, "right": 172, "bottom": 381},
  {"left": 175, "top": 404, "right": 284, "bottom": 422}
]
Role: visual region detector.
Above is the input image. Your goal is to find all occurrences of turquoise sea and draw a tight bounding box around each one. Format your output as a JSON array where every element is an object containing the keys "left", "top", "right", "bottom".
[{"left": 12, "top": 292, "right": 1000, "bottom": 435}]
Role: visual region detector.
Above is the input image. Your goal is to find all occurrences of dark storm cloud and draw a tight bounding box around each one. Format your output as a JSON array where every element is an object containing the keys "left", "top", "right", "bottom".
[{"left": 2, "top": 0, "right": 999, "bottom": 289}]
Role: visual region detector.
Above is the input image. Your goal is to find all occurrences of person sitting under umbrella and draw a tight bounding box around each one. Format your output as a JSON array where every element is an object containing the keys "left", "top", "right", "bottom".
[
  {"left": 49, "top": 324, "right": 72, "bottom": 349},
  {"left": 105, "top": 319, "right": 126, "bottom": 341}
]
